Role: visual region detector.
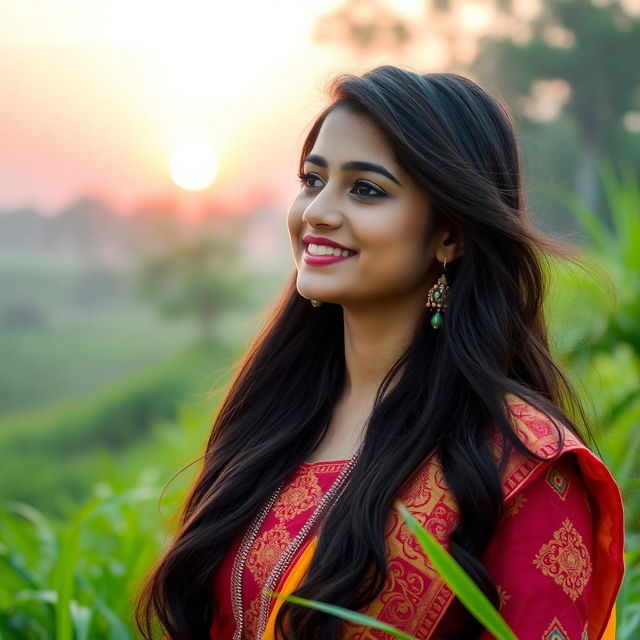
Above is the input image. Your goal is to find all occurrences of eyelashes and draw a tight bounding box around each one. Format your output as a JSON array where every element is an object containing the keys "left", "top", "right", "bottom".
[
  {"left": 297, "top": 172, "right": 388, "bottom": 199},
  {"left": 297, "top": 172, "right": 323, "bottom": 189}
]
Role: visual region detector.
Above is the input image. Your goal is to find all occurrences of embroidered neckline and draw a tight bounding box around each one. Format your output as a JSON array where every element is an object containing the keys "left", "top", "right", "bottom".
[
  {"left": 301, "top": 458, "right": 349, "bottom": 466},
  {"left": 230, "top": 448, "right": 362, "bottom": 638}
]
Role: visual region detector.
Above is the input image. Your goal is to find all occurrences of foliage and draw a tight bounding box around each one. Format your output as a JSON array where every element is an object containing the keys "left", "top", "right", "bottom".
[
  {"left": 552, "top": 161, "right": 640, "bottom": 354},
  {"left": 0, "top": 401, "right": 212, "bottom": 638},
  {"left": 396, "top": 504, "right": 517, "bottom": 639},
  {"left": 547, "top": 161, "right": 640, "bottom": 637},
  {"left": 266, "top": 591, "right": 416, "bottom": 640},
  {"left": 0, "top": 485, "right": 176, "bottom": 640},
  {"left": 0, "top": 343, "right": 232, "bottom": 517},
  {"left": 136, "top": 235, "right": 256, "bottom": 344},
  {"left": 472, "top": 0, "right": 640, "bottom": 151}
]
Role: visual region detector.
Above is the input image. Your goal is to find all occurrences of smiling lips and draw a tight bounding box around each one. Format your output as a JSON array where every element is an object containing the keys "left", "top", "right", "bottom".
[
  {"left": 302, "top": 234, "right": 358, "bottom": 266},
  {"left": 303, "top": 241, "right": 357, "bottom": 266}
]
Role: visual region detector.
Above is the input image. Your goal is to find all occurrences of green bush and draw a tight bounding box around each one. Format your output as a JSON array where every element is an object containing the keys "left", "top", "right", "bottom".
[{"left": 0, "top": 343, "right": 235, "bottom": 515}]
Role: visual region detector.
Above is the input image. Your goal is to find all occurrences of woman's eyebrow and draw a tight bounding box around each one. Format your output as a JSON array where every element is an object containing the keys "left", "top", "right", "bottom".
[{"left": 304, "top": 153, "right": 401, "bottom": 186}]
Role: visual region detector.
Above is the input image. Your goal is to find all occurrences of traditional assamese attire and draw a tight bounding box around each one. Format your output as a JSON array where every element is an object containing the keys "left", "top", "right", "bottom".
[{"left": 210, "top": 394, "right": 624, "bottom": 639}]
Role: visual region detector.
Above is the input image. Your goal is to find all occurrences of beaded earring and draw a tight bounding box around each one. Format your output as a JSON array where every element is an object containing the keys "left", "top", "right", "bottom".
[{"left": 425, "top": 257, "right": 449, "bottom": 329}]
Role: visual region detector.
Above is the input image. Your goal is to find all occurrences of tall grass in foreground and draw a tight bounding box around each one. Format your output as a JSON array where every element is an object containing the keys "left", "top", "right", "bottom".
[
  {"left": 0, "top": 402, "right": 208, "bottom": 639},
  {"left": 0, "top": 488, "right": 171, "bottom": 639}
]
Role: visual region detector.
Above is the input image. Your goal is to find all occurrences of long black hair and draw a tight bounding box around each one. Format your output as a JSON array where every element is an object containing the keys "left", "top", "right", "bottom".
[{"left": 135, "top": 65, "right": 592, "bottom": 639}]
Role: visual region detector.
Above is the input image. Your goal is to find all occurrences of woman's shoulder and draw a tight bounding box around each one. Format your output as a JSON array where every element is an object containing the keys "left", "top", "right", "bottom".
[
  {"left": 398, "top": 393, "right": 620, "bottom": 512},
  {"left": 503, "top": 392, "right": 583, "bottom": 458},
  {"left": 500, "top": 393, "right": 620, "bottom": 502},
  {"left": 479, "top": 447, "right": 621, "bottom": 640}
]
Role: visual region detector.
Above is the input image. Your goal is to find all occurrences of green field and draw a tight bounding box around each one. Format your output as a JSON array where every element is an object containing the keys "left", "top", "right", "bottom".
[{"left": 0, "top": 260, "right": 198, "bottom": 417}]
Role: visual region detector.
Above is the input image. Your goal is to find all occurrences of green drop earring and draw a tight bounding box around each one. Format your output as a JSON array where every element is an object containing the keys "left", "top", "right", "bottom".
[
  {"left": 425, "top": 257, "right": 449, "bottom": 329},
  {"left": 310, "top": 299, "right": 323, "bottom": 307}
]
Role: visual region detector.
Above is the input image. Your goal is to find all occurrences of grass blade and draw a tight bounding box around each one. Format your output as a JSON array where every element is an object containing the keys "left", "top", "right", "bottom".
[
  {"left": 396, "top": 502, "right": 517, "bottom": 640},
  {"left": 51, "top": 487, "right": 161, "bottom": 640},
  {"left": 554, "top": 185, "right": 614, "bottom": 256},
  {"left": 264, "top": 590, "right": 417, "bottom": 640}
]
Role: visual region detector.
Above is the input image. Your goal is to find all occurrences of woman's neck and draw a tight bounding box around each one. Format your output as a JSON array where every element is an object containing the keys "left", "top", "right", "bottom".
[{"left": 341, "top": 299, "right": 422, "bottom": 399}]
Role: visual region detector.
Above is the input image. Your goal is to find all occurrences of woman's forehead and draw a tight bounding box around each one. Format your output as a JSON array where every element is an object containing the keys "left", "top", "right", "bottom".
[{"left": 308, "top": 106, "right": 398, "bottom": 168}]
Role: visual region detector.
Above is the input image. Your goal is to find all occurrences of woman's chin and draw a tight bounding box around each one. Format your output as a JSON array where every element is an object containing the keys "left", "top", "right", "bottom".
[{"left": 297, "top": 286, "right": 342, "bottom": 306}]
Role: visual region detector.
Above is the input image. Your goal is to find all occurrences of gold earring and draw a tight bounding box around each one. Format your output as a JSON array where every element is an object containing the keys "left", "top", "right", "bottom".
[
  {"left": 425, "top": 257, "right": 449, "bottom": 329},
  {"left": 310, "top": 299, "right": 323, "bottom": 307}
]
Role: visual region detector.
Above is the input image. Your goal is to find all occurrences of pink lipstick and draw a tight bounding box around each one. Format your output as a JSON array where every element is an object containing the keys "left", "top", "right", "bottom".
[{"left": 303, "top": 248, "right": 356, "bottom": 266}]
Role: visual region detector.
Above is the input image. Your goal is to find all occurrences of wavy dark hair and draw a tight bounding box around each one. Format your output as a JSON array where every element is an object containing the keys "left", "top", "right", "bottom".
[{"left": 135, "top": 65, "right": 594, "bottom": 639}]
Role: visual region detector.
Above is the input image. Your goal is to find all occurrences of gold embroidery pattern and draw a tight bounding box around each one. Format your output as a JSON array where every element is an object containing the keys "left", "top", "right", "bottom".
[
  {"left": 496, "top": 585, "right": 511, "bottom": 609},
  {"left": 505, "top": 493, "right": 527, "bottom": 517},
  {"left": 260, "top": 396, "right": 591, "bottom": 640},
  {"left": 272, "top": 469, "right": 322, "bottom": 521},
  {"left": 243, "top": 464, "right": 345, "bottom": 638},
  {"left": 300, "top": 461, "right": 348, "bottom": 474},
  {"left": 546, "top": 465, "right": 570, "bottom": 501},
  {"left": 246, "top": 523, "right": 291, "bottom": 584},
  {"left": 341, "top": 396, "right": 589, "bottom": 639},
  {"left": 343, "top": 457, "right": 458, "bottom": 638},
  {"left": 533, "top": 518, "right": 592, "bottom": 601},
  {"left": 498, "top": 396, "right": 583, "bottom": 503},
  {"left": 243, "top": 596, "right": 260, "bottom": 637},
  {"left": 542, "top": 616, "right": 569, "bottom": 639}
]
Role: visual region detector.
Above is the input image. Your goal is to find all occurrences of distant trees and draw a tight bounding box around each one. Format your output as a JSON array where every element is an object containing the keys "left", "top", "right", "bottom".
[
  {"left": 314, "top": 0, "right": 640, "bottom": 209},
  {"left": 470, "top": 0, "right": 640, "bottom": 207},
  {"left": 136, "top": 234, "right": 253, "bottom": 345}
]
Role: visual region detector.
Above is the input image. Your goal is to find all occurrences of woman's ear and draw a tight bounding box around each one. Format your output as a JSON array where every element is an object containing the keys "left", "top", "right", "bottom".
[{"left": 436, "top": 225, "right": 464, "bottom": 263}]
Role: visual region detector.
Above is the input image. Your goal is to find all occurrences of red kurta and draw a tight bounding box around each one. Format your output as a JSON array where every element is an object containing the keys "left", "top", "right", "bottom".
[
  {"left": 211, "top": 455, "right": 607, "bottom": 639},
  {"left": 210, "top": 399, "right": 623, "bottom": 639}
]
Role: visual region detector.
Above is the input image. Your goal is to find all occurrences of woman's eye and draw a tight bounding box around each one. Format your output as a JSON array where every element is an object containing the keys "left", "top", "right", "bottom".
[
  {"left": 351, "top": 180, "right": 386, "bottom": 199},
  {"left": 296, "top": 173, "right": 386, "bottom": 199},
  {"left": 297, "top": 172, "right": 323, "bottom": 189}
]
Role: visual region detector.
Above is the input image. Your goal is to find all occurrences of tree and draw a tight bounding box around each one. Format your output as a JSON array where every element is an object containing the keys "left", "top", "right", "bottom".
[
  {"left": 470, "top": 0, "right": 640, "bottom": 207},
  {"left": 136, "top": 234, "right": 253, "bottom": 345},
  {"left": 314, "top": 0, "right": 640, "bottom": 208}
]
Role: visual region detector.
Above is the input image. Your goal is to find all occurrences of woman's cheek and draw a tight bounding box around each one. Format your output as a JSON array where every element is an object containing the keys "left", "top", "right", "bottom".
[{"left": 286, "top": 201, "right": 304, "bottom": 238}]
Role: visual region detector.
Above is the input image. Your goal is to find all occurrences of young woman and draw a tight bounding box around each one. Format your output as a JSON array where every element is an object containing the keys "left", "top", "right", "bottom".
[{"left": 136, "top": 66, "right": 624, "bottom": 640}]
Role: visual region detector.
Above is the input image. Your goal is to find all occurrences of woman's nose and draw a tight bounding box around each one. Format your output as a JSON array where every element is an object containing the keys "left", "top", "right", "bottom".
[{"left": 301, "top": 187, "right": 343, "bottom": 228}]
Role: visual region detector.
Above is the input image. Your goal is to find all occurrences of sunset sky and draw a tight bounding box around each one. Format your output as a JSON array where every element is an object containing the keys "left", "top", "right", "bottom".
[{"left": 5, "top": 0, "right": 626, "bottom": 217}]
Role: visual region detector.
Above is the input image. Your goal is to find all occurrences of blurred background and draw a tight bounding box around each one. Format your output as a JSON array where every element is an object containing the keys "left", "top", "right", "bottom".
[{"left": 0, "top": 0, "right": 638, "bottom": 638}]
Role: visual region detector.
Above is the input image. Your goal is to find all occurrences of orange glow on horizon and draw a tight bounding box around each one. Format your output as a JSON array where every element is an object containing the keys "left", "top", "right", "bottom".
[{"left": 0, "top": 0, "right": 528, "bottom": 216}]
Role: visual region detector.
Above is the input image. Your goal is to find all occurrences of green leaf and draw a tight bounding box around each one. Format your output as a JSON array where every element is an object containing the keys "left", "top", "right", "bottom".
[
  {"left": 396, "top": 502, "right": 518, "bottom": 640},
  {"left": 71, "top": 600, "right": 93, "bottom": 640},
  {"left": 95, "top": 599, "right": 132, "bottom": 640},
  {"left": 264, "top": 590, "right": 417, "bottom": 640},
  {"left": 51, "top": 487, "right": 161, "bottom": 640},
  {"left": 554, "top": 185, "right": 615, "bottom": 257}
]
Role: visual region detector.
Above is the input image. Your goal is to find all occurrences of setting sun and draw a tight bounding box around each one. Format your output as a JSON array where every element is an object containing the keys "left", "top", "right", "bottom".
[{"left": 169, "top": 142, "right": 218, "bottom": 191}]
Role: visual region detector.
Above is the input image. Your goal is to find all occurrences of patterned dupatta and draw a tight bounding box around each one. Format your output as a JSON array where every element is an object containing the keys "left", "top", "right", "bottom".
[{"left": 262, "top": 395, "right": 624, "bottom": 640}]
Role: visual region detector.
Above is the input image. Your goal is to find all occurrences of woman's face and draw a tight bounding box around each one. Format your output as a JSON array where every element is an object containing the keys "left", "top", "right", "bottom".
[{"left": 287, "top": 105, "right": 444, "bottom": 310}]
